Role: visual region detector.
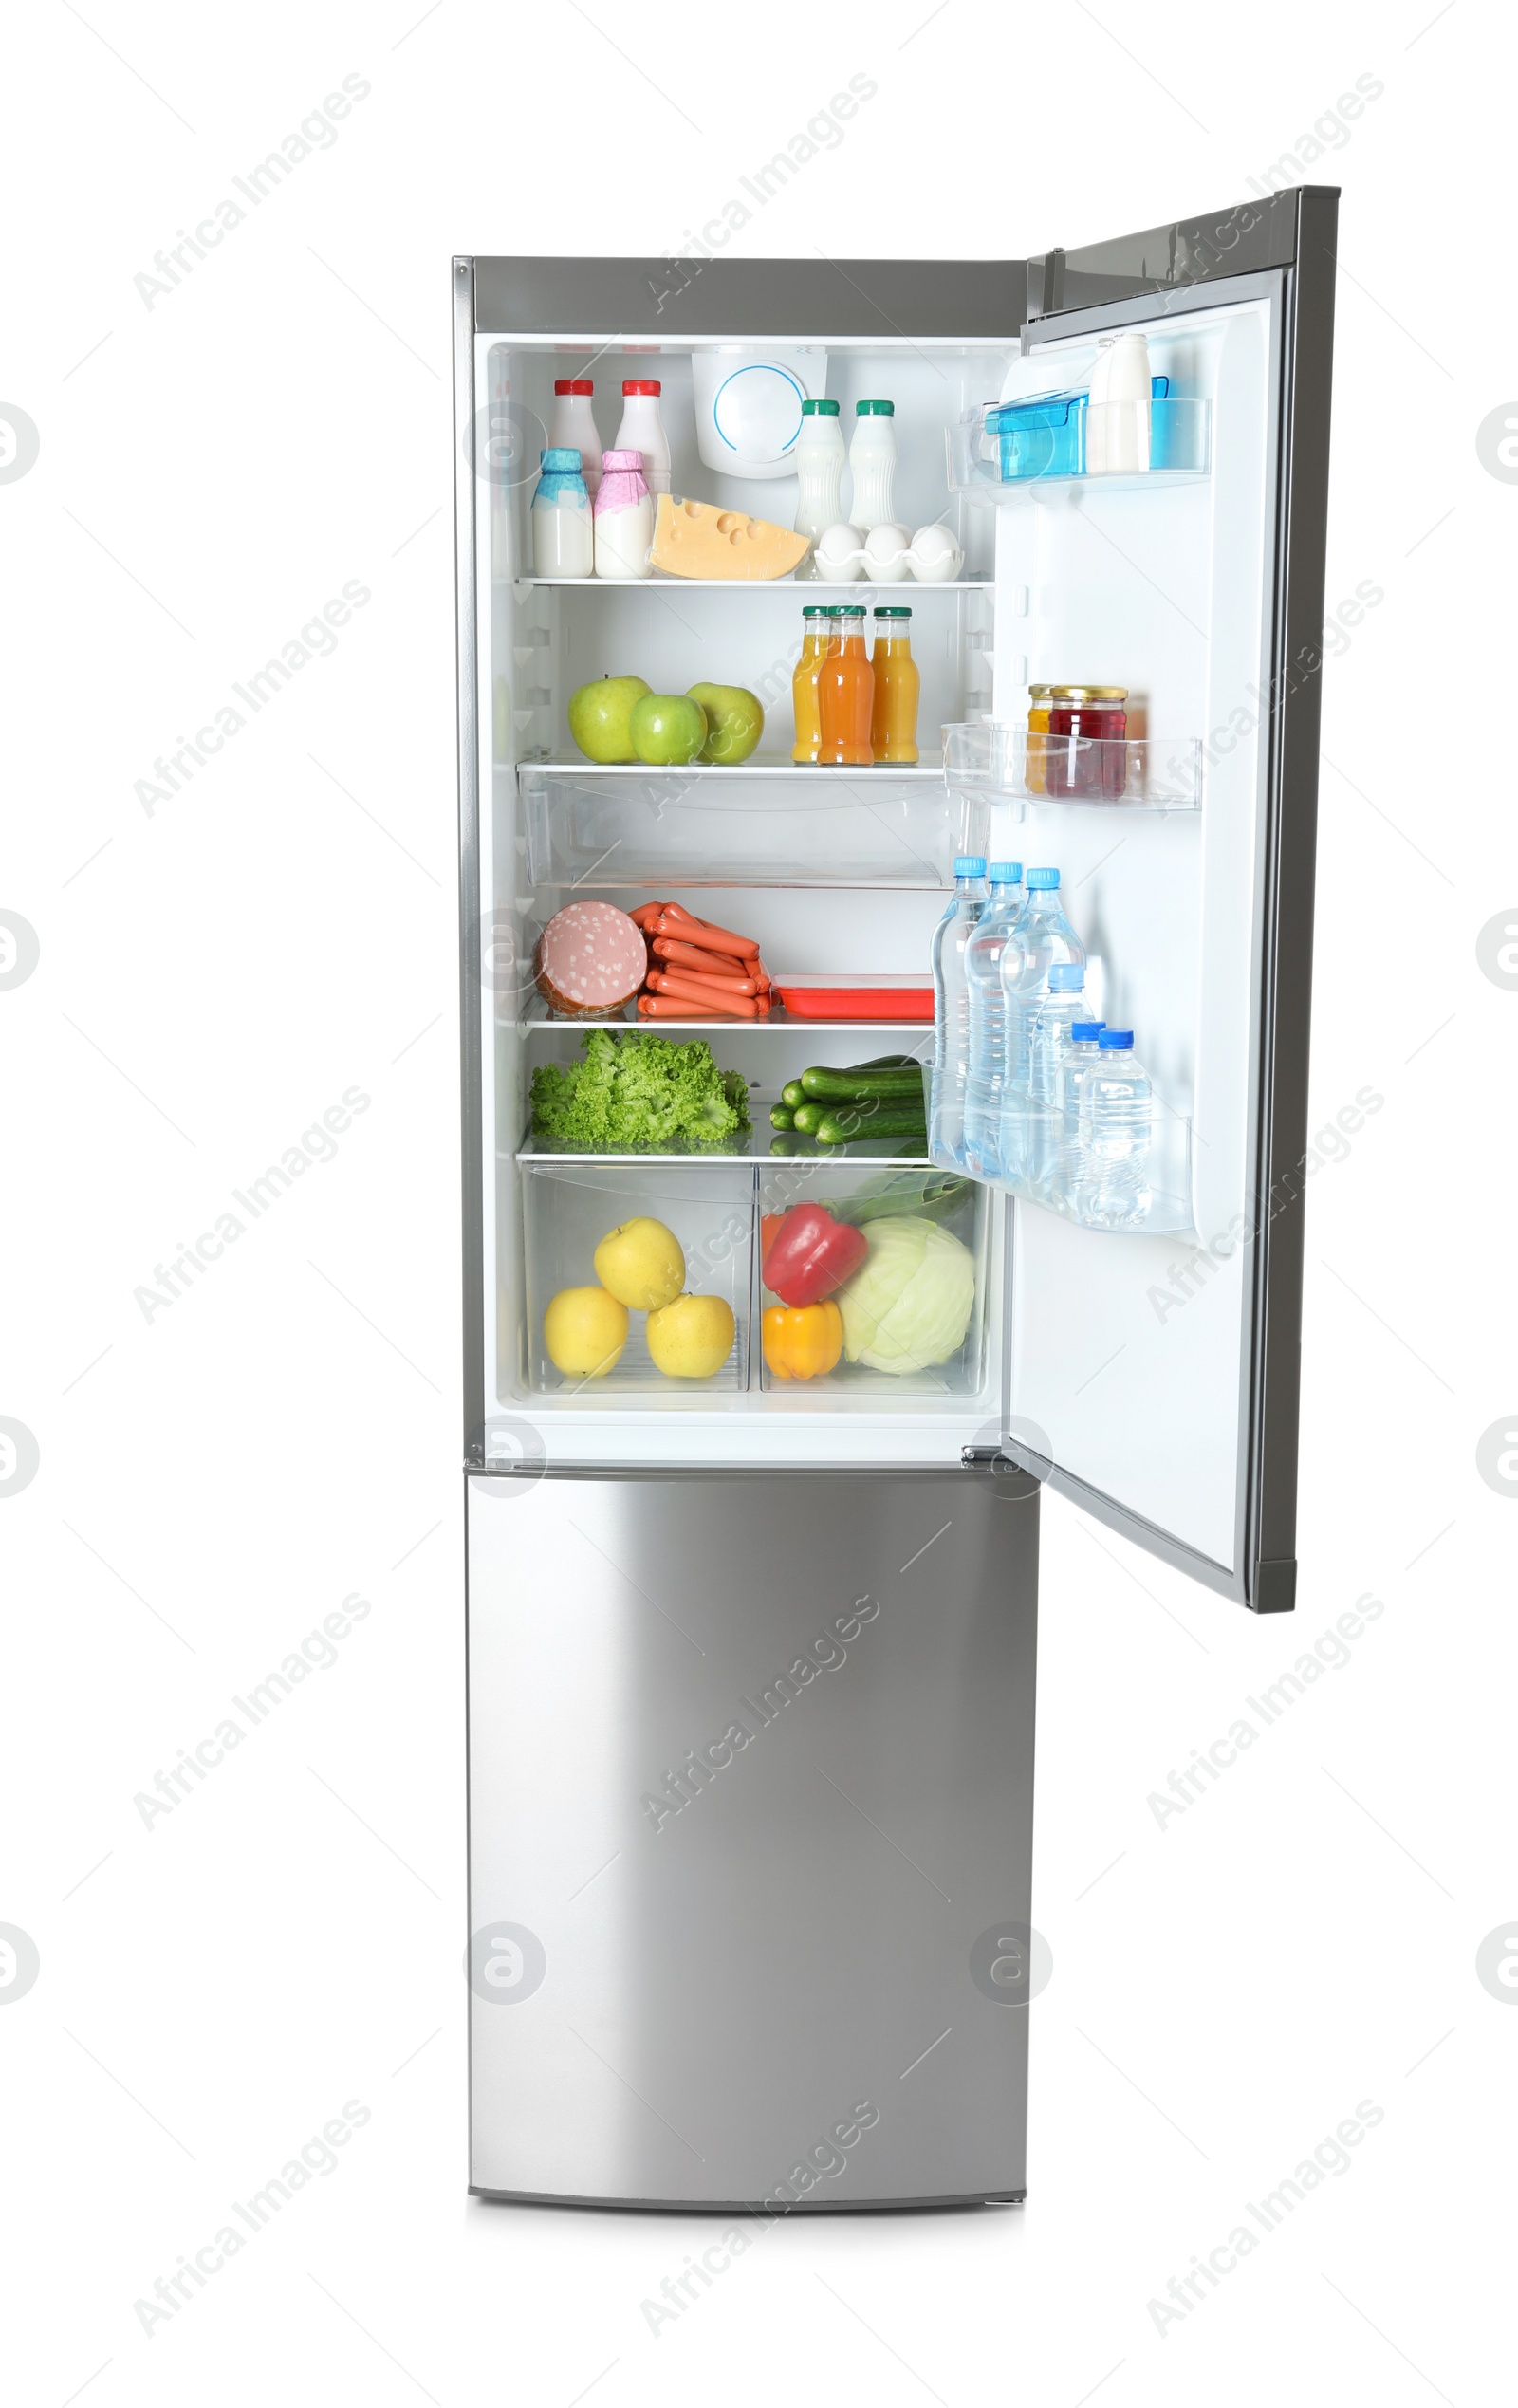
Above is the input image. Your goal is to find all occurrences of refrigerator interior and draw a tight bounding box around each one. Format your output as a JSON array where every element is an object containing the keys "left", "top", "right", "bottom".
[{"left": 472, "top": 296, "right": 1281, "bottom": 1560}]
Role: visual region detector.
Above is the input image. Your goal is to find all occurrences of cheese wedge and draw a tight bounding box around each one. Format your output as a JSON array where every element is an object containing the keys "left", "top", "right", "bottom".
[{"left": 651, "top": 493, "right": 810, "bottom": 582}]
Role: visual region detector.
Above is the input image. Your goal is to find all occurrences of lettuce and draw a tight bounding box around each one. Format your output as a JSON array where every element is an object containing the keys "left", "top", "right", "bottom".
[
  {"left": 529, "top": 1029, "right": 750, "bottom": 1152},
  {"left": 835, "top": 1215, "right": 976, "bottom": 1374}
]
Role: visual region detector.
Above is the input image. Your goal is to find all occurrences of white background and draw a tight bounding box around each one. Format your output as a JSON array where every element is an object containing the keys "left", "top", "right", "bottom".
[{"left": 3, "top": 3, "right": 1512, "bottom": 2402}]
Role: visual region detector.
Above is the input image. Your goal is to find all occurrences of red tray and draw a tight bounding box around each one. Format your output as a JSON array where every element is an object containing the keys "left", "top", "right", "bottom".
[{"left": 773, "top": 973, "right": 935, "bottom": 1022}]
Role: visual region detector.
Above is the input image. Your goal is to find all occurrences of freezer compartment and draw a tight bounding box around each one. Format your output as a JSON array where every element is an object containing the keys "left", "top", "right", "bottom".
[
  {"left": 519, "top": 762, "right": 972, "bottom": 890},
  {"left": 758, "top": 1163, "right": 990, "bottom": 1397},
  {"left": 467, "top": 1470, "right": 1037, "bottom": 2208},
  {"left": 944, "top": 722, "right": 1203, "bottom": 813},
  {"left": 520, "top": 1160, "right": 752, "bottom": 1395}
]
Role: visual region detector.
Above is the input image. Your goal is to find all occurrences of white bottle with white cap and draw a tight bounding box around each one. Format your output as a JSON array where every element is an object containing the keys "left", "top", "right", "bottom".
[
  {"left": 614, "top": 380, "right": 671, "bottom": 495},
  {"left": 848, "top": 399, "right": 898, "bottom": 533},
  {"left": 1086, "top": 333, "right": 1151, "bottom": 474}
]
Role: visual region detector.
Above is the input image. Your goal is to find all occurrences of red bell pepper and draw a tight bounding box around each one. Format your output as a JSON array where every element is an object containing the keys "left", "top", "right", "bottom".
[{"left": 762, "top": 1201, "right": 867, "bottom": 1307}]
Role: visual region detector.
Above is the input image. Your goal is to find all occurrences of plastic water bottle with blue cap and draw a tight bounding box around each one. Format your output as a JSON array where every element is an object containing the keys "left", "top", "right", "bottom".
[
  {"left": 1024, "top": 963, "right": 1096, "bottom": 1199},
  {"left": 928, "top": 856, "right": 988, "bottom": 1169},
  {"left": 1074, "top": 1031, "right": 1153, "bottom": 1228},
  {"left": 961, "top": 861, "right": 1027, "bottom": 1177},
  {"left": 1050, "top": 1017, "right": 1106, "bottom": 1209},
  {"left": 998, "top": 867, "right": 1086, "bottom": 1186}
]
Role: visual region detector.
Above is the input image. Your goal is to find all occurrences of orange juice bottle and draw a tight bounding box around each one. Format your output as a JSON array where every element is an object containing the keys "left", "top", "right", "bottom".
[
  {"left": 790, "top": 605, "right": 831, "bottom": 762},
  {"left": 870, "top": 606, "right": 920, "bottom": 764},
  {"left": 818, "top": 606, "right": 873, "bottom": 766}
]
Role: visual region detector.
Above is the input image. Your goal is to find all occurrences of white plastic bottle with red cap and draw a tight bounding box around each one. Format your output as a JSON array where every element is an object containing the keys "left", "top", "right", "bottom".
[
  {"left": 550, "top": 379, "right": 602, "bottom": 496},
  {"left": 615, "top": 380, "right": 671, "bottom": 495}
]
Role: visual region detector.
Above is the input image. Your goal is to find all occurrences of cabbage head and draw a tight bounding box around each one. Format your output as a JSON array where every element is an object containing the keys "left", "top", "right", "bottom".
[{"left": 835, "top": 1215, "right": 976, "bottom": 1374}]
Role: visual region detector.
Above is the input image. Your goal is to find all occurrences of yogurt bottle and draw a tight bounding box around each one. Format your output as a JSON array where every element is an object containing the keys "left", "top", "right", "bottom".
[
  {"left": 532, "top": 448, "right": 593, "bottom": 578},
  {"left": 849, "top": 399, "right": 898, "bottom": 533},
  {"left": 550, "top": 379, "right": 602, "bottom": 496},
  {"left": 594, "top": 449, "right": 654, "bottom": 579},
  {"left": 793, "top": 398, "right": 845, "bottom": 577},
  {"left": 614, "top": 380, "right": 671, "bottom": 496}
]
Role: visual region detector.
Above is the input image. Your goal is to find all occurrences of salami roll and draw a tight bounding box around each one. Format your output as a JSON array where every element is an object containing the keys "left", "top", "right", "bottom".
[{"left": 534, "top": 901, "right": 647, "bottom": 1018}]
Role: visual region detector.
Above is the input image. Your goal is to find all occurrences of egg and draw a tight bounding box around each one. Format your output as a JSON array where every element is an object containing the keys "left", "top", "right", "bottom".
[
  {"left": 907, "top": 523, "right": 965, "bottom": 582},
  {"left": 813, "top": 521, "right": 865, "bottom": 580},
  {"left": 862, "top": 522, "right": 912, "bottom": 582}
]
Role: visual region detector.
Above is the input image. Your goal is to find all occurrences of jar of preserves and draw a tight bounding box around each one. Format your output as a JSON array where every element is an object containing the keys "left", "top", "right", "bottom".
[
  {"left": 1047, "top": 685, "right": 1128, "bottom": 799},
  {"left": 1025, "top": 682, "right": 1057, "bottom": 796}
]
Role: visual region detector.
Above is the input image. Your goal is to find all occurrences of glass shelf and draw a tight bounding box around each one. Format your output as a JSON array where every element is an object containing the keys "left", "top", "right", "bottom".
[
  {"left": 949, "top": 396, "right": 1211, "bottom": 503},
  {"left": 943, "top": 725, "right": 1203, "bottom": 812},
  {"left": 515, "top": 1092, "right": 931, "bottom": 1167},
  {"left": 967, "top": 1105, "right": 1194, "bottom": 1237},
  {"left": 519, "top": 1002, "right": 934, "bottom": 1035},
  {"left": 506, "top": 576, "right": 992, "bottom": 593},
  {"left": 519, "top": 759, "right": 962, "bottom": 890}
]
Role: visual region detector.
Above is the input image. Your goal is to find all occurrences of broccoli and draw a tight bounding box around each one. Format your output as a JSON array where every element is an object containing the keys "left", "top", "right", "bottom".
[{"left": 530, "top": 1030, "right": 750, "bottom": 1152}]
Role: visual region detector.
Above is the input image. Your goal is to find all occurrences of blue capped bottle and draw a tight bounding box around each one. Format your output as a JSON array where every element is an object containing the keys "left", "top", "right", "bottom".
[
  {"left": 997, "top": 867, "right": 1086, "bottom": 1186},
  {"left": 1073, "top": 1030, "right": 1154, "bottom": 1229},
  {"left": 1023, "top": 963, "right": 1096, "bottom": 1200},
  {"left": 961, "top": 861, "right": 1027, "bottom": 1178},
  {"left": 928, "top": 855, "right": 989, "bottom": 1169}
]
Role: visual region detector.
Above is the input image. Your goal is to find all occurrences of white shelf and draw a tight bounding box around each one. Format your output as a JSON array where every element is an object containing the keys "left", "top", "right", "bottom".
[
  {"left": 519, "top": 755, "right": 945, "bottom": 779},
  {"left": 522, "top": 1010, "right": 932, "bottom": 1035},
  {"left": 504, "top": 577, "right": 991, "bottom": 594}
]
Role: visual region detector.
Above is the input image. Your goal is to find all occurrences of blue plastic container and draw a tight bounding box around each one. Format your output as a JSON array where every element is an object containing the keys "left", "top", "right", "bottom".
[{"left": 988, "top": 375, "right": 1171, "bottom": 483}]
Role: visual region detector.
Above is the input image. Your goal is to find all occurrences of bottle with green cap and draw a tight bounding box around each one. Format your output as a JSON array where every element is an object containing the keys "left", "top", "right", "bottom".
[
  {"left": 850, "top": 398, "right": 898, "bottom": 534},
  {"left": 870, "top": 605, "right": 919, "bottom": 763},
  {"left": 794, "top": 397, "right": 845, "bottom": 572}
]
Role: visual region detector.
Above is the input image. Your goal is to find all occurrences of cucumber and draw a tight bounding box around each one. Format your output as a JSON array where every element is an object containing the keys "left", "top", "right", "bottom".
[
  {"left": 816, "top": 1105, "right": 930, "bottom": 1149},
  {"left": 769, "top": 1104, "right": 794, "bottom": 1130},
  {"left": 781, "top": 1080, "right": 806, "bottom": 1109},
  {"left": 790, "top": 1100, "right": 827, "bottom": 1135},
  {"left": 800, "top": 1064, "right": 928, "bottom": 1103}
]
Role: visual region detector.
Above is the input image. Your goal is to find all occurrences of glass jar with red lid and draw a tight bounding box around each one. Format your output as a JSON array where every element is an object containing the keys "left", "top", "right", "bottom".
[{"left": 1046, "top": 686, "right": 1128, "bottom": 799}]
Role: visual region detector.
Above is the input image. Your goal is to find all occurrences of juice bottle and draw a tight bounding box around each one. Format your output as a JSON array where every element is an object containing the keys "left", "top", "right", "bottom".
[
  {"left": 870, "top": 606, "right": 919, "bottom": 764},
  {"left": 818, "top": 606, "right": 873, "bottom": 766},
  {"left": 791, "top": 605, "right": 832, "bottom": 762}
]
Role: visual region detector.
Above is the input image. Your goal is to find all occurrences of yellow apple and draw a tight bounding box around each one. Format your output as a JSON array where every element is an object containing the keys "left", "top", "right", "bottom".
[
  {"left": 544, "top": 1286, "right": 628, "bottom": 1378},
  {"left": 646, "top": 1292, "right": 735, "bottom": 1380},
  {"left": 593, "top": 1216, "right": 685, "bottom": 1312}
]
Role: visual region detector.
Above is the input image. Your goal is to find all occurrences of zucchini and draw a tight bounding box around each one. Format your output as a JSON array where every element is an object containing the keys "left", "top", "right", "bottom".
[
  {"left": 769, "top": 1104, "right": 794, "bottom": 1130},
  {"left": 800, "top": 1064, "right": 928, "bottom": 1103},
  {"left": 781, "top": 1080, "right": 806, "bottom": 1109},
  {"left": 816, "top": 1104, "right": 930, "bottom": 1149}
]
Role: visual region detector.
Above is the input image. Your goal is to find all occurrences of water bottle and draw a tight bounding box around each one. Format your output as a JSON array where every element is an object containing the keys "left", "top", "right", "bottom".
[
  {"left": 1049, "top": 1018, "right": 1106, "bottom": 1213},
  {"left": 961, "top": 861, "right": 1026, "bottom": 1177},
  {"left": 1074, "top": 1030, "right": 1153, "bottom": 1229},
  {"left": 998, "top": 867, "right": 1086, "bottom": 1185},
  {"left": 1024, "top": 964, "right": 1094, "bottom": 1200},
  {"left": 928, "top": 856, "right": 989, "bottom": 1169}
]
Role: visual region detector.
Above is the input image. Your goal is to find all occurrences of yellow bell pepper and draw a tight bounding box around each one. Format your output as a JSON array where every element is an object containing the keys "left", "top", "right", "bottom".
[{"left": 762, "top": 1299, "right": 843, "bottom": 1381}]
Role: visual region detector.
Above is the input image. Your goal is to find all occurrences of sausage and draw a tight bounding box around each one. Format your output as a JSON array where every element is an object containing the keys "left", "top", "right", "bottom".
[
  {"left": 649, "top": 962, "right": 759, "bottom": 998},
  {"left": 651, "top": 936, "right": 748, "bottom": 979},
  {"left": 652, "top": 914, "right": 759, "bottom": 961},
  {"left": 648, "top": 970, "right": 761, "bottom": 1018},
  {"left": 628, "top": 901, "right": 670, "bottom": 931},
  {"left": 637, "top": 994, "right": 727, "bottom": 1018}
]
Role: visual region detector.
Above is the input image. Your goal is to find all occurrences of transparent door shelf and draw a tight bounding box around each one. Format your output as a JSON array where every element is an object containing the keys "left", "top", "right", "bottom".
[
  {"left": 970, "top": 1106, "right": 1194, "bottom": 1236},
  {"left": 943, "top": 724, "right": 1203, "bottom": 811},
  {"left": 520, "top": 760, "right": 961, "bottom": 889},
  {"left": 949, "top": 396, "right": 1211, "bottom": 500}
]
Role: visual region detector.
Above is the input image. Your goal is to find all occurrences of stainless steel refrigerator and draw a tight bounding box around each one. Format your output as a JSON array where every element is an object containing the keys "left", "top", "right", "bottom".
[{"left": 454, "top": 191, "right": 1337, "bottom": 2209}]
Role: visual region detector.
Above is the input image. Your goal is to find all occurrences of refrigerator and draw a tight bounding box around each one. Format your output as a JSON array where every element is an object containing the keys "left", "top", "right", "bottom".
[{"left": 454, "top": 189, "right": 1338, "bottom": 2210}]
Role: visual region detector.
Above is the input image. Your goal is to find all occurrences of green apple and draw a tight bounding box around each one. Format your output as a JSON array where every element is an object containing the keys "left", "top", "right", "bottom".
[
  {"left": 568, "top": 675, "right": 651, "bottom": 763},
  {"left": 688, "top": 683, "right": 765, "bottom": 766},
  {"left": 630, "top": 693, "right": 708, "bottom": 767}
]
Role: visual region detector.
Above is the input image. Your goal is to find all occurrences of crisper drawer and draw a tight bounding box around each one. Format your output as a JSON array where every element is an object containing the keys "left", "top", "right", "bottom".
[{"left": 521, "top": 1160, "right": 754, "bottom": 1395}]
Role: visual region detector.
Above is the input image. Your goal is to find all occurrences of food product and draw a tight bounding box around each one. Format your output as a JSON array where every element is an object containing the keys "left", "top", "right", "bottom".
[
  {"left": 529, "top": 1029, "right": 750, "bottom": 1151},
  {"left": 848, "top": 399, "right": 897, "bottom": 533},
  {"left": 534, "top": 901, "right": 647, "bottom": 1018},
  {"left": 594, "top": 450, "right": 654, "bottom": 580},
  {"left": 793, "top": 398, "right": 845, "bottom": 568},
  {"left": 532, "top": 449, "right": 593, "bottom": 578},
  {"left": 593, "top": 1216, "right": 685, "bottom": 1311},
  {"left": 630, "top": 692, "right": 708, "bottom": 766},
  {"left": 1025, "top": 682, "right": 1056, "bottom": 796},
  {"left": 834, "top": 1216, "right": 976, "bottom": 1375},
  {"left": 817, "top": 605, "right": 873, "bottom": 766},
  {"left": 769, "top": 1105, "right": 793, "bottom": 1130},
  {"left": 800, "top": 1063, "right": 928, "bottom": 1103},
  {"left": 815, "top": 1104, "right": 928, "bottom": 1148},
  {"left": 1046, "top": 686, "right": 1128, "bottom": 800},
  {"left": 687, "top": 682, "right": 764, "bottom": 765},
  {"left": 567, "top": 674, "right": 651, "bottom": 763},
  {"left": 614, "top": 379, "right": 670, "bottom": 495},
  {"left": 762, "top": 1300, "right": 843, "bottom": 1381},
  {"left": 870, "top": 606, "right": 919, "bottom": 764},
  {"left": 834, "top": 1170, "right": 971, "bottom": 1226},
  {"left": 813, "top": 523, "right": 865, "bottom": 580},
  {"left": 544, "top": 1285, "right": 629, "bottom": 1378},
  {"left": 550, "top": 380, "right": 602, "bottom": 497},
  {"left": 907, "top": 523, "right": 964, "bottom": 582},
  {"left": 646, "top": 1292, "right": 736, "bottom": 1378},
  {"left": 862, "top": 522, "right": 912, "bottom": 583},
  {"left": 650, "top": 494, "right": 809, "bottom": 582},
  {"left": 791, "top": 606, "right": 832, "bottom": 761},
  {"left": 762, "top": 1203, "right": 868, "bottom": 1307}
]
